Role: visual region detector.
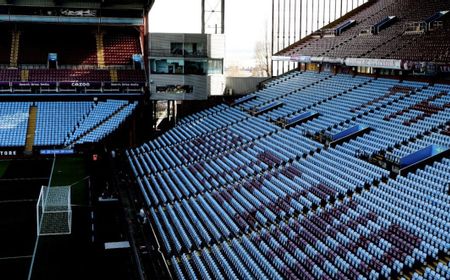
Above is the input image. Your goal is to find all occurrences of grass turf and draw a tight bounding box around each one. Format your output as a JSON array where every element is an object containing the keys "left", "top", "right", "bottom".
[
  {"left": 0, "top": 160, "right": 10, "bottom": 178},
  {"left": 50, "top": 157, "right": 88, "bottom": 206}
]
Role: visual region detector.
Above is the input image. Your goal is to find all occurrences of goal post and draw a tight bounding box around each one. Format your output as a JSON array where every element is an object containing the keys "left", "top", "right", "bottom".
[{"left": 36, "top": 185, "right": 72, "bottom": 236}]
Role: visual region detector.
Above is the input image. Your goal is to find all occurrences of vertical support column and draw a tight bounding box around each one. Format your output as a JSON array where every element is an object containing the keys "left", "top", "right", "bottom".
[
  {"left": 172, "top": 101, "right": 176, "bottom": 124},
  {"left": 221, "top": 0, "right": 225, "bottom": 34},
  {"left": 305, "top": 0, "right": 308, "bottom": 35},
  {"left": 153, "top": 101, "right": 157, "bottom": 131},
  {"left": 317, "top": 0, "right": 320, "bottom": 31},
  {"left": 323, "top": 0, "right": 325, "bottom": 27},
  {"left": 299, "top": 0, "right": 303, "bottom": 39},
  {"left": 271, "top": 0, "right": 275, "bottom": 76},
  {"left": 329, "top": 0, "right": 332, "bottom": 24},
  {"left": 143, "top": 12, "right": 150, "bottom": 81},
  {"left": 10, "top": 30, "right": 20, "bottom": 68},
  {"left": 202, "top": 0, "right": 225, "bottom": 34},
  {"left": 293, "top": 0, "right": 297, "bottom": 42},
  {"left": 201, "top": 0, "right": 205, "bottom": 34},
  {"left": 96, "top": 32, "right": 105, "bottom": 68},
  {"left": 277, "top": 0, "right": 281, "bottom": 75},
  {"left": 282, "top": 0, "right": 286, "bottom": 73},
  {"left": 288, "top": 0, "right": 291, "bottom": 47},
  {"left": 174, "top": 101, "right": 178, "bottom": 125},
  {"left": 130, "top": 110, "right": 136, "bottom": 146},
  {"left": 167, "top": 100, "right": 170, "bottom": 122},
  {"left": 287, "top": 0, "right": 291, "bottom": 72}
]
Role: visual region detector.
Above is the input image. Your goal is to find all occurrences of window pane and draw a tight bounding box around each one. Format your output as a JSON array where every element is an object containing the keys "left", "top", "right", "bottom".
[
  {"left": 150, "top": 59, "right": 184, "bottom": 74},
  {"left": 185, "top": 60, "right": 206, "bottom": 75},
  {"left": 208, "top": 60, "right": 223, "bottom": 74}
]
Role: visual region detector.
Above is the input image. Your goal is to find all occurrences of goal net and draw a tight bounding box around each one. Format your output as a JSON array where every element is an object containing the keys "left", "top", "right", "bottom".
[{"left": 36, "top": 186, "right": 72, "bottom": 236}]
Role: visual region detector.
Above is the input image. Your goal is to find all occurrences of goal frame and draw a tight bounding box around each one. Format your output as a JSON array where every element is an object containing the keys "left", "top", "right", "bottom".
[{"left": 36, "top": 185, "right": 72, "bottom": 236}]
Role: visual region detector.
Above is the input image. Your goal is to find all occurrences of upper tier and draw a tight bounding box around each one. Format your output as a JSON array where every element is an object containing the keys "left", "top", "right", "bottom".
[
  {"left": 278, "top": 0, "right": 450, "bottom": 63},
  {"left": 0, "top": 25, "right": 142, "bottom": 66}
]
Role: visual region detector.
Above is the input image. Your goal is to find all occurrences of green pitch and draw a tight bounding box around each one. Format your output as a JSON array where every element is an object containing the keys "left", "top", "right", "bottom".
[
  {"left": 50, "top": 157, "right": 88, "bottom": 205},
  {"left": 0, "top": 160, "right": 10, "bottom": 178}
]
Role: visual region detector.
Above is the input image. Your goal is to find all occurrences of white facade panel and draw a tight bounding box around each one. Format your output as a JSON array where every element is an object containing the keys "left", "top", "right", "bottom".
[
  {"left": 208, "top": 34, "right": 225, "bottom": 59},
  {"left": 208, "top": 74, "right": 225, "bottom": 96}
]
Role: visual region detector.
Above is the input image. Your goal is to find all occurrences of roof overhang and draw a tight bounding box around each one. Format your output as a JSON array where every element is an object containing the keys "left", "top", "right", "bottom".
[{"left": 0, "top": 0, "right": 155, "bottom": 11}]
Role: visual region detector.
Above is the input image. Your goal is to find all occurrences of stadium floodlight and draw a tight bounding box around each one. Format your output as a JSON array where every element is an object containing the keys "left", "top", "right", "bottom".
[{"left": 36, "top": 186, "right": 72, "bottom": 236}]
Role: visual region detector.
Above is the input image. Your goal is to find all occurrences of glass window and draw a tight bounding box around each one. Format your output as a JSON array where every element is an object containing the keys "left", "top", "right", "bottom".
[
  {"left": 151, "top": 58, "right": 222, "bottom": 75},
  {"left": 150, "top": 59, "right": 184, "bottom": 74},
  {"left": 168, "top": 43, "right": 206, "bottom": 56},
  {"left": 184, "top": 43, "right": 205, "bottom": 56},
  {"left": 185, "top": 60, "right": 206, "bottom": 75},
  {"left": 156, "top": 85, "right": 193, "bottom": 94},
  {"left": 170, "top": 43, "right": 183, "bottom": 55},
  {"left": 208, "top": 60, "right": 223, "bottom": 74}
]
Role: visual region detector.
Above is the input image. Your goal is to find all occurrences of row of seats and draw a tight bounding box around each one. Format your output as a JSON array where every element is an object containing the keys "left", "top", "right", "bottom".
[
  {"left": 0, "top": 69, "right": 20, "bottom": 81},
  {"left": 282, "top": 0, "right": 396, "bottom": 56},
  {"left": 386, "top": 130, "right": 450, "bottom": 163},
  {"left": 339, "top": 87, "right": 450, "bottom": 158},
  {"left": 0, "top": 69, "right": 146, "bottom": 83},
  {"left": 238, "top": 72, "right": 332, "bottom": 111},
  {"left": 160, "top": 160, "right": 448, "bottom": 279},
  {"left": 29, "top": 69, "right": 110, "bottom": 82},
  {"left": 281, "top": 0, "right": 450, "bottom": 62},
  {"left": 129, "top": 128, "right": 326, "bottom": 208},
  {"left": 410, "top": 261, "right": 450, "bottom": 280},
  {"left": 34, "top": 102, "right": 93, "bottom": 146},
  {"left": 0, "top": 102, "right": 31, "bottom": 147},
  {"left": 19, "top": 26, "right": 97, "bottom": 65},
  {"left": 264, "top": 75, "right": 373, "bottom": 121},
  {"left": 146, "top": 108, "right": 249, "bottom": 152},
  {"left": 251, "top": 76, "right": 447, "bottom": 165},
  {"left": 131, "top": 117, "right": 278, "bottom": 174},
  {"left": 103, "top": 31, "right": 141, "bottom": 65},
  {"left": 177, "top": 104, "right": 229, "bottom": 125},
  {"left": 17, "top": 26, "right": 141, "bottom": 65},
  {"left": 117, "top": 70, "right": 147, "bottom": 82},
  {"left": 65, "top": 100, "right": 127, "bottom": 145},
  {"left": 167, "top": 175, "right": 448, "bottom": 280},
  {"left": 76, "top": 102, "right": 137, "bottom": 145},
  {"left": 0, "top": 100, "right": 137, "bottom": 147},
  {"left": 127, "top": 70, "right": 450, "bottom": 279}
]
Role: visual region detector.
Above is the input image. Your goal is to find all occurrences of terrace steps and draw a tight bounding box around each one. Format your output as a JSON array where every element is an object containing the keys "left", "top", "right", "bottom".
[
  {"left": 67, "top": 102, "right": 128, "bottom": 147},
  {"left": 96, "top": 32, "right": 105, "bottom": 68},
  {"left": 10, "top": 31, "right": 20, "bottom": 68},
  {"left": 21, "top": 69, "right": 29, "bottom": 82},
  {"left": 25, "top": 106, "right": 38, "bottom": 153},
  {"left": 110, "top": 69, "right": 118, "bottom": 82}
]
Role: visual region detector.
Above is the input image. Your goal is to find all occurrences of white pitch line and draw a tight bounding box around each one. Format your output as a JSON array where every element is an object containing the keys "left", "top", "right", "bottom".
[
  {"left": 0, "top": 255, "right": 32, "bottom": 261},
  {"left": 27, "top": 236, "right": 39, "bottom": 280},
  {"left": 0, "top": 199, "right": 37, "bottom": 204}
]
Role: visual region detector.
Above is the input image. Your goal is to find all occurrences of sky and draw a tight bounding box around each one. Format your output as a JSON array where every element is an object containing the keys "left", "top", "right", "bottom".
[{"left": 149, "top": 0, "right": 272, "bottom": 67}]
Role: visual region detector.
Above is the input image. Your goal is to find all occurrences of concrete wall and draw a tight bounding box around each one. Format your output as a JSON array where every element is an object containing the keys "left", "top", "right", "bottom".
[{"left": 225, "top": 77, "right": 267, "bottom": 95}]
